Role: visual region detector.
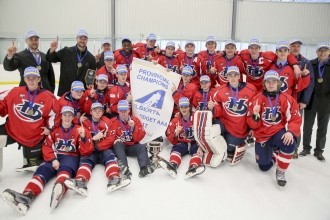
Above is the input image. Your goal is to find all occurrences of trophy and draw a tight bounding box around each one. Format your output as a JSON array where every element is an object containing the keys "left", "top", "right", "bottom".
[
  {"left": 146, "top": 140, "right": 164, "bottom": 168},
  {"left": 85, "top": 69, "right": 96, "bottom": 88}
]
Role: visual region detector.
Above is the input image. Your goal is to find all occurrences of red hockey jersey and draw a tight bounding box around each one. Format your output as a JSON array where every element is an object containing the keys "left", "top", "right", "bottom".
[
  {"left": 192, "top": 88, "right": 217, "bottom": 111},
  {"left": 172, "top": 82, "right": 198, "bottom": 114},
  {"left": 109, "top": 83, "right": 131, "bottom": 114},
  {"left": 177, "top": 53, "right": 206, "bottom": 86},
  {"left": 198, "top": 50, "right": 222, "bottom": 87},
  {"left": 214, "top": 55, "right": 245, "bottom": 85},
  {"left": 157, "top": 54, "right": 180, "bottom": 73},
  {"left": 166, "top": 113, "right": 194, "bottom": 145},
  {"left": 0, "top": 86, "right": 57, "bottom": 147},
  {"left": 96, "top": 65, "right": 118, "bottom": 86},
  {"left": 213, "top": 82, "right": 257, "bottom": 138}
]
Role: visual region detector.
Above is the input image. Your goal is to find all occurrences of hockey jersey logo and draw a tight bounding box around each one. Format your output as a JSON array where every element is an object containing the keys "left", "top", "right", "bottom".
[
  {"left": 119, "top": 130, "right": 133, "bottom": 142},
  {"left": 179, "top": 127, "right": 194, "bottom": 140},
  {"left": 279, "top": 76, "right": 288, "bottom": 92},
  {"left": 262, "top": 107, "right": 281, "bottom": 124},
  {"left": 219, "top": 67, "right": 229, "bottom": 81},
  {"left": 224, "top": 98, "right": 248, "bottom": 116},
  {"left": 56, "top": 139, "right": 76, "bottom": 153},
  {"left": 246, "top": 65, "right": 264, "bottom": 79},
  {"left": 14, "top": 100, "right": 43, "bottom": 122}
]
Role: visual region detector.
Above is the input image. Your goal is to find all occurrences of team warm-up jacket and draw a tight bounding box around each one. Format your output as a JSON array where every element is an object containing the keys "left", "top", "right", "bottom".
[
  {"left": 42, "top": 125, "right": 93, "bottom": 162},
  {"left": 46, "top": 45, "right": 96, "bottom": 96},
  {"left": 3, "top": 49, "right": 55, "bottom": 93},
  {"left": 110, "top": 115, "right": 146, "bottom": 146},
  {"left": 0, "top": 86, "right": 57, "bottom": 147},
  {"left": 213, "top": 82, "right": 257, "bottom": 138},
  {"left": 247, "top": 91, "right": 302, "bottom": 143}
]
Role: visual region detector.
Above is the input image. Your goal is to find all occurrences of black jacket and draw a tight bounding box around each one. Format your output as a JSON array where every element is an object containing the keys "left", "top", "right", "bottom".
[
  {"left": 307, "top": 58, "right": 330, "bottom": 113},
  {"left": 3, "top": 49, "right": 55, "bottom": 93},
  {"left": 46, "top": 45, "right": 96, "bottom": 96}
]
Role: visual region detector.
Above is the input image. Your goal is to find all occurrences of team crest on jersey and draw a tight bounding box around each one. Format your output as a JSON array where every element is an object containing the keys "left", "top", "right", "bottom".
[
  {"left": 262, "top": 107, "right": 281, "bottom": 124},
  {"left": 219, "top": 67, "right": 229, "bottom": 81},
  {"left": 179, "top": 127, "right": 194, "bottom": 140},
  {"left": 56, "top": 138, "right": 76, "bottom": 153},
  {"left": 135, "top": 90, "right": 165, "bottom": 109},
  {"left": 279, "top": 76, "right": 288, "bottom": 92},
  {"left": 246, "top": 65, "right": 264, "bottom": 79},
  {"left": 223, "top": 98, "right": 248, "bottom": 116},
  {"left": 119, "top": 130, "right": 133, "bottom": 142},
  {"left": 13, "top": 99, "right": 43, "bottom": 122}
]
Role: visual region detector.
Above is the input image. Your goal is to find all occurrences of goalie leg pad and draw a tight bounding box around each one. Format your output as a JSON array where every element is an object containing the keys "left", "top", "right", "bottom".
[
  {"left": 0, "top": 135, "right": 7, "bottom": 173},
  {"left": 193, "top": 111, "right": 227, "bottom": 167},
  {"left": 230, "top": 144, "right": 246, "bottom": 165}
]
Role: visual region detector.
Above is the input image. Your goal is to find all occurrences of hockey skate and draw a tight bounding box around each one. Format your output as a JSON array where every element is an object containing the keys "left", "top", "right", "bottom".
[
  {"left": 50, "top": 182, "right": 65, "bottom": 210},
  {"left": 16, "top": 157, "right": 42, "bottom": 172},
  {"left": 276, "top": 169, "right": 286, "bottom": 188},
  {"left": 185, "top": 164, "right": 205, "bottom": 179},
  {"left": 1, "top": 189, "right": 33, "bottom": 215},
  {"left": 64, "top": 178, "right": 88, "bottom": 197},
  {"left": 118, "top": 160, "right": 132, "bottom": 179},
  {"left": 158, "top": 159, "right": 178, "bottom": 178},
  {"left": 138, "top": 164, "right": 156, "bottom": 178},
  {"left": 107, "top": 175, "right": 131, "bottom": 192}
]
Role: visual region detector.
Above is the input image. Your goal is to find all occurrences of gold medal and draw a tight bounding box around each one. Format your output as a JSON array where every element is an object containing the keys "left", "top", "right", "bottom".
[
  {"left": 233, "top": 105, "right": 238, "bottom": 111},
  {"left": 77, "top": 63, "right": 82, "bottom": 68},
  {"left": 318, "top": 78, "right": 323, "bottom": 83},
  {"left": 27, "top": 109, "right": 34, "bottom": 116},
  {"left": 36, "top": 66, "right": 42, "bottom": 71},
  {"left": 271, "top": 115, "right": 276, "bottom": 122},
  {"left": 65, "top": 146, "right": 70, "bottom": 152}
]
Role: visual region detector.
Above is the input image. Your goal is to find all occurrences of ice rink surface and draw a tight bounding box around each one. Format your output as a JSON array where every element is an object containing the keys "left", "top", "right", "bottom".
[{"left": 0, "top": 84, "right": 329, "bottom": 220}]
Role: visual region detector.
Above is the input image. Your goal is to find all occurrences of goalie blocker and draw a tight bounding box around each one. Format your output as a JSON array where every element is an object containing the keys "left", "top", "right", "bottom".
[{"left": 193, "top": 111, "right": 227, "bottom": 167}]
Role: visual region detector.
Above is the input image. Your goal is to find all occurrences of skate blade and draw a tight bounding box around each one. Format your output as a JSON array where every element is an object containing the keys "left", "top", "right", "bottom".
[
  {"left": 1, "top": 191, "right": 28, "bottom": 215},
  {"left": 50, "top": 184, "right": 64, "bottom": 210},
  {"left": 64, "top": 180, "right": 88, "bottom": 197},
  {"left": 107, "top": 178, "right": 131, "bottom": 193},
  {"left": 16, "top": 166, "right": 38, "bottom": 172},
  {"left": 185, "top": 166, "right": 205, "bottom": 180},
  {"left": 158, "top": 160, "right": 177, "bottom": 178}
]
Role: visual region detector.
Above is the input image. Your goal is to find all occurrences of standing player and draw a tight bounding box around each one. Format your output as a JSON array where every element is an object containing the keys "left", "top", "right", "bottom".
[
  {"left": 213, "top": 66, "right": 257, "bottom": 164},
  {"left": 3, "top": 30, "right": 55, "bottom": 93},
  {"left": 47, "top": 30, "right": 96, "bottom": 96},
  {"left": 160, "top": 97, "right": 205, "bottom": 179},
  {"left": 247, "top": 70, "right": 301, "bottom": 187},
  {"left": 1, "top": 106, "right": 92, "bottom": 214},
  {"left": 95, "top": 38, "right": 112, "bottom": 69},
  {"left": 135, "top": 33, "right": 161, "bottom": 62},
  {"left": 157, "top": 41, "right": 180, "bottom": 73},
  {"left": 0, "top": 67, "right": 57, "bottom": 172},
  {"left": 65, "top": 102, "right": 130, "bottom": 196},
  {"left": 96, "top": 51, "right": 118, "bottom": 87}
]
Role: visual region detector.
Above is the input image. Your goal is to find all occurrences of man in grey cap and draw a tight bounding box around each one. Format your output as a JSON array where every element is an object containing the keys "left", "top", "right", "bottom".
[
  {"left": 47, "top": 29, "right": 96, "bottom": 96},
  {"left": 95, "top": 38, "right": 112, "bottom": 69},
  {"left": 3, "top": 30, "right": 55, "bottom": 93}
]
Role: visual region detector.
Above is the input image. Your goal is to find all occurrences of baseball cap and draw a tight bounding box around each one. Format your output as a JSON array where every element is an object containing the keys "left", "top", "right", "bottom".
[
  {"left": 179, "top": 97, "right": 190, "bottom": 107},
  {"left": 77, "top": 29, "right": 88, "bottom": 38},
  {"left": 316, "top": 42, "right": 330, "bottom": 51},
  {"left": 116, "top": 65, "right": 128, "bottom": 74},
  {"left": 101, "top": 38, "right": 111, "bottom": 46},
  {"left": 104, "top": 51, "right": 114, "bottom": 61},
  {"left": 122, "top": 36, "right": 132, "bottom": 44},
  {"left": 118, "top": 100, "right": 129, "bottom": 111},
  {"left": 185, "top": 41, "right": 195, "bottom": 47},
  {"left": 227, "top": 66, "right": 240, "bottom": 75},
  {"left": 147, "top": 33, "right": 157, "bottom": 41},
  {"left": 225, "top": 40, "right": 236, "bottom": 47},
  {"left": 289, "top": 39, "right": 302, "bottom": 45},
  {"left": 23, "top": 66, "right": 40, "bottom": 77},
  {"left": 91, "top": 102, "right": 103, "bottom": 110},
  {"left": 264, "top": 70, "right": 280, "bottom": 81},
  {"left": 61, "top": 106, "right": 74, "bottom": 114},
  {"left": 166, "top": 41, "right": 175, "bottom": 48},
  {"left": 182, "top": 66, "right": 193, "bottom": 76},
  {"left": 276, "top": 41, "right": 289, "bottom": 50},
  {"left": 95, "top": 74, "right": 108, "bottom": 82},
  {"left": 200, "top": 75, "right": 211, "bottom": 82},
  {"left": 71, "top": 81, "right": 85, "bottom": 91},
  {"left": 25, "top": 31, "right": 39, "bottom": 40},
  {"left": 248, "top": 39, "right": 261, "bottom": 47},
  {"left": 206, "top": 36, "right": 216, "bottom": 44}
]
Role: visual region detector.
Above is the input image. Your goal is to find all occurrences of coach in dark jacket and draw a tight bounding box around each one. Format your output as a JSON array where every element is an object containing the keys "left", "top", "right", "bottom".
[
  {"left": 3, "top": 31, "right": 55, "bottom": 93},
  {"left": 300, "top": 42, "right": 330, "bottom": 161},
  {"left": 46, "top": 30, "right": 96, "bottom": 96}
]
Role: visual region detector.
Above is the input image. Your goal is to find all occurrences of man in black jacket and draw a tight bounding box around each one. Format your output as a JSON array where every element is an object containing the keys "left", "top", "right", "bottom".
[
  {"left": 3, "top": 31, "right": 55, "bottom": 93},
  {"left": 46, "top": 30, "right": 96, "bottom": 96},
  {"left": 300, "top": 42, "right": 330, "bottom": 161}
]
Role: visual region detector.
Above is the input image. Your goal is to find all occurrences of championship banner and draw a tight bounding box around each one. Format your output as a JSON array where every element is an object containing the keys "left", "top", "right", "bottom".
[{"left": 131, "top": 58, "right": 181, "bottom": 144}]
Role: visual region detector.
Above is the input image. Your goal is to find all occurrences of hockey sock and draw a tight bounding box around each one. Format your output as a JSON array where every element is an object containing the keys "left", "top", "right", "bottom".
[
  {"left": 189, "top": 154, "right": 202, "bottom": 167},
  {"left": 277, "top": 151, "right": 293, "bottom": 171},
  {"left": 169, "top": 151, "right": 182, "bottom": 166},
  {"left": 105, "top": 161, "right": 120, "bottom": 178},
  {"left": 76, "top": 164, "right": 92, "bottom": 182},
  {"left": 23, "top": 175, "right": 44, "bottom": 197}
]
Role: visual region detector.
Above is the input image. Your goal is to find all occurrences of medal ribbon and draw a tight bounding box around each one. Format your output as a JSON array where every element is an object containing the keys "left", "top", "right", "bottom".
[{"left": 267, "top": 94, "right": 279, "bottom": 118}]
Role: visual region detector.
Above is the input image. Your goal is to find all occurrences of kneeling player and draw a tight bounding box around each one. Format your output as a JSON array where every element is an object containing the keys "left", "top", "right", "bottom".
[
  {"left": 247, "top": 70, "right": 301, "bottom": 187},
  {"left": 65, "top": 102, "right": 130, "bottom": 196},
  {"left": 213, "top": 66, "right": 257, "bottom": 165},
  {"left": 160, "top": 97, "right": 205, "bottom": 179},
  {"left": 1, "top": 106, "right": 92, "bottom": 215}
]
